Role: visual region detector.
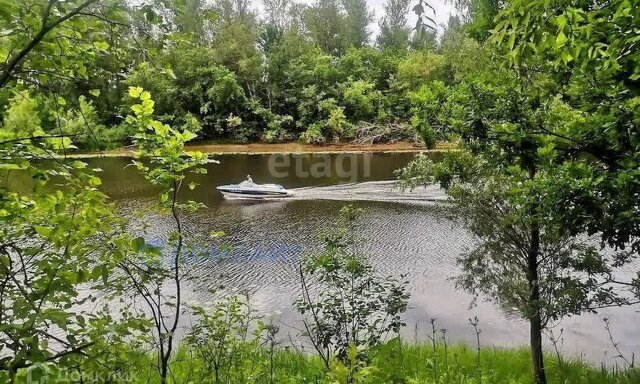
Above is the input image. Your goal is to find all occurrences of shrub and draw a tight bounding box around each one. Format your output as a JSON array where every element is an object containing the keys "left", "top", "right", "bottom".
[
  {"left": 408, "top": 81, "right": 451, "bottom": 148},
  {"left": 300, "top": 122, "right": 326, "bottom": 144},
  {"left": 341, "top": 80, "right": 381, "bottom": 122},
  {"left": 327, "top": 106, "right": 354, "bottom": 139},
  {"left": 181, "top": 112, "right": 203, "bottom": 136},
  {"left": 294, "top": 205, "right": 409, "bottom": 375},
  {"left": 396, "top": 51, "right": 445, "bottom": 87},
  {"left": 185, "top": 295, "right": 271, "bottom": 384},
  {"left": 1, "top": 91, "right": 42, "bottom": 139}
]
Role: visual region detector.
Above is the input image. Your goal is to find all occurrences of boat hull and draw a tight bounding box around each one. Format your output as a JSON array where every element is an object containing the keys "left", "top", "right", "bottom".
[{"left": 217, "top": 186, "right": 293, "bottom": 200}]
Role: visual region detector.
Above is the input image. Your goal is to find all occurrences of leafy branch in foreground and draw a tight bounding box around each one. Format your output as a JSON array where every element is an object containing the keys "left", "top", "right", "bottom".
[
  {"left": 119, "top": 86, "right": 209, "bottom": 384},
  {"left": 493, "top": 0, "right": 640, "bottom": 306},
  {"left": 0, "top": 0, "right": 132, "bottom": 92},
  {"left": 0, "top": 102, "right": 148, "bottom": 383}
]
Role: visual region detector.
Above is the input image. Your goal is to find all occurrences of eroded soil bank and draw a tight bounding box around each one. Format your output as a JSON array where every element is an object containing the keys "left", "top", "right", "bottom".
[{"left": 70, "top": 141, "right": 455, "bottom": 158}]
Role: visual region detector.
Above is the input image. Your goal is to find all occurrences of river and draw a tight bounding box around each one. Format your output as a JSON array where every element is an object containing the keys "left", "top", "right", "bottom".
[{"left": 14, "top": 152, "right": 640, "bottom": 363}]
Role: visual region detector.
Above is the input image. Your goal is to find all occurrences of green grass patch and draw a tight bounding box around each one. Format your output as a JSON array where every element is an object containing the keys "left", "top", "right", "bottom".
[{"left": 121, "top": 340, "right": 639, "bottom": 384}]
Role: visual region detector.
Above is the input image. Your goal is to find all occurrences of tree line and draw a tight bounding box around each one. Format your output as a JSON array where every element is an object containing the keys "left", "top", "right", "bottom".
[{"left": 0, "top": 0, "right": 453, "bottom": 149}]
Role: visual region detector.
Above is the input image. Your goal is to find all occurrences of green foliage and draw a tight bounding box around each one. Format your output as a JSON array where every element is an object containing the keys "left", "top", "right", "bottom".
[
  {"left": 5, "top": 3, "right": 640, "bottom": 384},
  {"left": 304, "top": 0, "right": 350, "bottom": 55},
  {"left": 124, "top": 62, "right": 181, "bottom": 122},
  {"left": 491, "top": 0, "right": 640, "bottom": 282},
  {"left": 251, "top": 102, "right": 294, "bottom": 142},
  {"left": 210, "top": 18, "right": 262, "bottom": 88},
  {"left": 494, "top": 0, "right": 639, "bottom": 75},
  {"left": 1, "top": 92, "right": 42, "bottom": 138},
  {"left": 0, "top": 101, "right": 146, "bottom": 382},
  {"left": 396, "top": 51, "right": 444, "bottom": 88},
  {"left": 398, "top": 150, "right": 622, "bottom": 383},
  {"left": 127, "top": 86, "right": 208, "bottom": 191},
  {"left": 0, "top": 0, "right": 463, "bottom": 147},
  {"left": 0, "top": 0, "right": 129, "bottom": 91},
  {"left": 326, "top": 106, "right": 353, "bottom": 137},
  {"left": 71, "top": 339, "right": 640, "bottom": 383},
  {"left": 0, "top": 0, "right": 462, "bottom": 147},
  {"left": 295, "top": 206, "right": 409, "bottom": 370},
  {"left": 181, "top": 112, "right": 203, "bottom": 135},
  {"left": 186, "top": 295, "right": 273, "bottom": 383},
  {"left": 301, "top": 123, "right": 327, "bottom": 144},
  {"left": 408, "top": 80, "right": 450, "bottom": 147},
  {"left": 0, "top": 3, "right": 157, "bottom": 379},
  {"left": 337, "top": 47, "right": 397, "bottom": 91},
  {"left": 395, "top": 2, "right": 640, "bottom": 378},
  {"left": 124, "top": 86, "right": 209, "bottom": 382},
  {"left": 0, "top": 163, "right": 142, "bottom": 378},
  {"left": 449, "top": 0, "right": 502, "bottom": 41},
  {"left": 341, "top": 80, "right": 381, "bottom": 121},
  {"left": 377, "top": 0, "right": 411, "bottom": 50},
  {"left": 341, "top": 0, "right": 373, "bottom": 48},
  {"left": 0, "top": 0, "right": 136, "bottom": 131},
  {"left": 56, "top": 96, "right": 129, "bottom": 150}
]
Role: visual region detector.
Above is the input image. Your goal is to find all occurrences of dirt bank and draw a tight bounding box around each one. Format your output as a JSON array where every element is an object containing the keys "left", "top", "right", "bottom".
[{"left": 70, "top": 141, "right": 454, "bottom": 158}]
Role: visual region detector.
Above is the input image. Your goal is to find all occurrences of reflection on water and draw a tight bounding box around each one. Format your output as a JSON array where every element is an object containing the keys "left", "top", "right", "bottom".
[{"left": 7, "top": 153, "right": 640, "bottom": 362}]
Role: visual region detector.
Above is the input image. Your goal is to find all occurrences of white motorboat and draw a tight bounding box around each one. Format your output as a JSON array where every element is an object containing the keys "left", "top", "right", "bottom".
[{"left": 217, "top": 176, "right": 293, "bottom": 200}]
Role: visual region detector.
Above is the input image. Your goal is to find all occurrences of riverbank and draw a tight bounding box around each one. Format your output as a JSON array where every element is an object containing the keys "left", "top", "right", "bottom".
[
  {"left": 69, "top": 141, "right": 456, "bottom": 158},
  {"left": 98, "top": 341, "right": 639, "bottom": 384}
]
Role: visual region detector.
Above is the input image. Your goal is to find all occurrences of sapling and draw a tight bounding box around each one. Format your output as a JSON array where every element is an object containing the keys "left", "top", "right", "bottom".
[
  {"left": 294, "top": 205, "right": 409, "bottom": 377},
  {"left": 120, "top": 87, "right": 209, "bottom": 384}
]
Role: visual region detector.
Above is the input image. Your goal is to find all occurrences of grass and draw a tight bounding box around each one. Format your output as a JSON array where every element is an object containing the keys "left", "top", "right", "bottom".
[{"left": 121, "top": 341, "right": 639, "bottom": 384}]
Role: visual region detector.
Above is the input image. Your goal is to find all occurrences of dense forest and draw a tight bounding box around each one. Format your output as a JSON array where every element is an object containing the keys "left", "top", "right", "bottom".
[
  {"left": 0, "top": 0, "right": 491, "bottom": 149},
  {"left": 1, "top": 0, "right": 639, "bottom": 383}
]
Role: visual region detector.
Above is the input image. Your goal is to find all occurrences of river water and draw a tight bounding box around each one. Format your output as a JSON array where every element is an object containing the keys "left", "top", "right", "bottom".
[{"left": 18, "top": 152, "right": 640, "bottom": 363}]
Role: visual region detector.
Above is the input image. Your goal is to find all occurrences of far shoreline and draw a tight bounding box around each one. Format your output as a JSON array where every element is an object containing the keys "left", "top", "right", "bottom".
[{"left": 67, "top": 141, "right": 456, "bottom": 158}]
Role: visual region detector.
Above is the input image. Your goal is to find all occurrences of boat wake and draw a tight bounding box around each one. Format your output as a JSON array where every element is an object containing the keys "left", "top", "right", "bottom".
[{"left": 288, "top": 180, "right": 446, "bottom": 205}]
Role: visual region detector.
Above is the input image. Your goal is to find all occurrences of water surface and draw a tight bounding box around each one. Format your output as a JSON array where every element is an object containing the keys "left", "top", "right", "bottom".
[{"left": 21, "top": 153, "right": 640, "bottom": 362}]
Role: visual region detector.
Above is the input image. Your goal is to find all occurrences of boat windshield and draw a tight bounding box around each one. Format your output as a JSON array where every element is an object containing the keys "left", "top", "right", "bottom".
[{"left": 239, "top": 180, "right": 256, "bottom": 187}]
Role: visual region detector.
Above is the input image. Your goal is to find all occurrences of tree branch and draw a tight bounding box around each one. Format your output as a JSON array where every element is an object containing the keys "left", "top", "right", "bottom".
[{"left": 0, "top": 0, "right": 99, "bottom": 89}]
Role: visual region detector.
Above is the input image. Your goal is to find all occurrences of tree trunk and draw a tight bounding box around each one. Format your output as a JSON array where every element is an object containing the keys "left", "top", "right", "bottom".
[
  {"left": 529, "top": 309, "right": 546, "bottom": 384},
  {"left": 160, "top": 356, "right": 169, "bottom": 384},
  {"left": 527, "top": 221, "right": 547, "bottom": 384}
]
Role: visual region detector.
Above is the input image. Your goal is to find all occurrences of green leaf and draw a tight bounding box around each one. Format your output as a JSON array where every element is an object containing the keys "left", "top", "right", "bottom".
[
  {"left": 140, "top": 91, "right": 151, "bottom": 101},
  {"left": 132, "top": 237, "right": 145, "bottom": 252},
  {"left": 128, "top": 86, "right": 143, "bottom": 98},
  {"left": 89, "top": 89, "right": 101, "bottom": 97},
  {"left": 93, "top": 41, "right": 110, "bottom": 51},
  {"left": 142, "top": 99, "right": 155, "bottom": 113},
  {"left": 89, "top": 176, "right": 102, "bottom": 186},
  {"left": 556, "top": 14, "right": 567, "bottom": 30},
  {"left": 0, "top": 162, "right": 25, "bottom": 170},
  {"left": 556, "top": 31, "right": 568, "bottom": 47}
]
